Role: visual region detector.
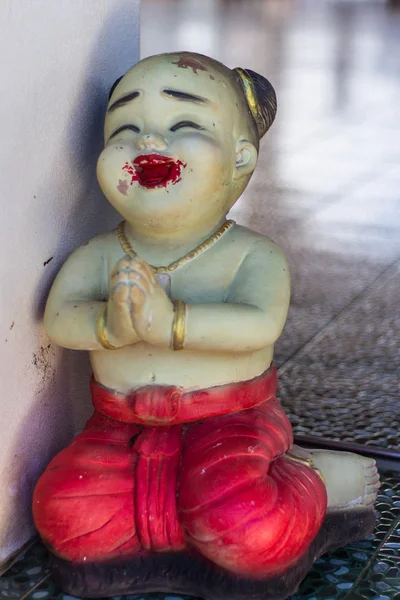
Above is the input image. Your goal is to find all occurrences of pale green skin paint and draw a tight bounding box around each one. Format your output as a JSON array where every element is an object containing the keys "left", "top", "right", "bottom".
[{"left": 44, "top": 53, "right": 379, "bottom": 510}]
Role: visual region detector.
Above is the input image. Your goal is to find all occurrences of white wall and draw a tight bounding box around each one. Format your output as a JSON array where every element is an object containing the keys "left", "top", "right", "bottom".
[{"left": 0, "top": 0, "right": 140, "bottom": 566}]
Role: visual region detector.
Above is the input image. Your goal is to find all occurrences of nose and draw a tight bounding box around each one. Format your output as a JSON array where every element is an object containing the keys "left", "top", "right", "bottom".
[{"left": 137, "top": 132, "right": 168, "bottom": 151}]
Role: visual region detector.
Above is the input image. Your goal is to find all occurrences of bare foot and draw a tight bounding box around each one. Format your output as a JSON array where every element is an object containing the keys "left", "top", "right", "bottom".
[{"left": 290, "top": 445, "right": 380, "bottom": 511}]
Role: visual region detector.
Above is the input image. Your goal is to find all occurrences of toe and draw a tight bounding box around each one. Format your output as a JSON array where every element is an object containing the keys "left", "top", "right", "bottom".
[{"left": 361, "top": 492, "right": 379, "bottom": 506}]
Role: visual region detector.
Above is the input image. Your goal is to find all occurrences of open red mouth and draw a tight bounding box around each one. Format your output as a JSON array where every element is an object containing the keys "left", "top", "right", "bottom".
[{"left": 122, "top": 154, "right": 186, "bottom": 189}]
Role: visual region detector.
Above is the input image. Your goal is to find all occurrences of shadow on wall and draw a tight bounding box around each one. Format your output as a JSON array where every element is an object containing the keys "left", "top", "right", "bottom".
[{"left": 4, "top": 1, "right": 139, "bottom": 553}]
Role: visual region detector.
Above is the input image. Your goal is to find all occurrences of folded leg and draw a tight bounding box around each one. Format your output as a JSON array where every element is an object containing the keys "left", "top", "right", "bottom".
[
  {"left": 178, "top": 397, "right": 327, "bottom": 577},
  {"left": 33, "top": 412, "right": 141, "bottom": 562},
  {"left": 33, "top": 413, "right": 186, "bottom": 562}
]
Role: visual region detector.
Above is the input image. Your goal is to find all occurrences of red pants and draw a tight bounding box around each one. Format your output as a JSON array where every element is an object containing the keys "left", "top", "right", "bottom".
[{"left": 33, "top": 368, "right": 327, "bottom": 577}]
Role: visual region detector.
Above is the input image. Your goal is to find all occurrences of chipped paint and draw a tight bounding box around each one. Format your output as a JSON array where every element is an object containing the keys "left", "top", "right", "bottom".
[
  {"left": 122, "top": 162, "right": 139, "bottom": 185},
  {"left": 172, "top": 56, "right": 208, "bottom": 75},
  {"left": 32, "top": 343, "right": 56, "bottom": 389},
  {"left": 117, "top": 179, "right": 130, "bottom": 196}
]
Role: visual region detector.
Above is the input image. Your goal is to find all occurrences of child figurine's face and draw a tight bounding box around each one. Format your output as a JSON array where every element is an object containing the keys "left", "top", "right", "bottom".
[{"left": 97, "top": 54, "right": 257, "bottom": 232}]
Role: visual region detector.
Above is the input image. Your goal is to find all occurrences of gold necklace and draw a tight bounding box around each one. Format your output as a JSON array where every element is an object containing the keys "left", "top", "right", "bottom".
[{"left": 117, "top": 219, "right": 235, "bottom": 275}]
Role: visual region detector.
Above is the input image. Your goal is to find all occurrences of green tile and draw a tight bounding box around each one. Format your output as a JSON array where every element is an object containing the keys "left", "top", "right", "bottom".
[
  {"left": 0, "top": 543, "right": 50, "bottom": 600},
  {"left": 350, "top": 519, "right": 400, "bottom": 599}
]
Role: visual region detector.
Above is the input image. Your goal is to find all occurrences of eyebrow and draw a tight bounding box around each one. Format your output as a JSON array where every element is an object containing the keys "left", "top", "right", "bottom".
[
  {"left": 108, "top": 91, "right": 140, "bottom": 112},
  {"left": 162, "top": 89, "right": 209, "bottom": 104}
]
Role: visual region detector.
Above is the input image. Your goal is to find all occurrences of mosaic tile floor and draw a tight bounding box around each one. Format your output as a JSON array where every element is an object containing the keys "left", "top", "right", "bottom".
[
  {"left": 1, "top": 469, "right": 399, "bottom": 600},
  {"left": 277, "top": 261, "right": 400, "bottom": 454}
]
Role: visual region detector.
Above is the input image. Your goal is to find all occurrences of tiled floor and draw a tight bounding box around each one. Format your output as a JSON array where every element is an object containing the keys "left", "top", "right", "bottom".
[{"left": 2, "top": 0, "right": 400, "bottom": 598}]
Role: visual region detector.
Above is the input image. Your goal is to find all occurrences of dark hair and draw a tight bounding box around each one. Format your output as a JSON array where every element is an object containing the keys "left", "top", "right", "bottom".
[
  {"left": 108, "top": 76, "right": 123, "bottom": 100},
  {"left": 235, "top": 68, "right": 277, "bottom": 139}
]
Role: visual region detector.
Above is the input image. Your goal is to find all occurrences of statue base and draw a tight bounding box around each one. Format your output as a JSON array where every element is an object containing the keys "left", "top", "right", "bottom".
[{"left": 50, "top": 505, "right": 375, "bottom": 600}]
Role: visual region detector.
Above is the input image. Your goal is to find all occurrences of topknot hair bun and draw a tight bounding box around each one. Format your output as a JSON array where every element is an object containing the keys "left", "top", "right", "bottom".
[
  {"left": 234, "top": 68, "right": 277, "bottom": 139},
  {"left": 108, "top": 76, "right": 123, "bottom": 100},
  {"left": 246, "top": 69, "right": 277, "bottom": 138}
]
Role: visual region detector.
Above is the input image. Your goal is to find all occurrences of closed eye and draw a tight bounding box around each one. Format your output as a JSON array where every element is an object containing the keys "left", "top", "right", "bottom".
[
  {"left": 170, "top": 121, "right": 205, "bottom": 132},
  {"left": 109, "top": 124, "right": 140, "bottom": 139}
]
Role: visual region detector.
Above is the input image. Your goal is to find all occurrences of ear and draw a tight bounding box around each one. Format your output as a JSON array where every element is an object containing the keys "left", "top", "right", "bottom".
[{"left": 233, "top": 139, "right": 258, "bottom": 180}]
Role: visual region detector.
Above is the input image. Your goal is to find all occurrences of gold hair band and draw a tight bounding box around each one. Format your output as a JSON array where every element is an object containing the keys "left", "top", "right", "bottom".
[
  {"left": 171, "top": 300, "right": 186, "bottom": 351},
  {"left": 96, "top": 305, "right": 120, "bottom": 350},
  {"left": 234, "top": 67, "right": 263, "bottom": 137}
]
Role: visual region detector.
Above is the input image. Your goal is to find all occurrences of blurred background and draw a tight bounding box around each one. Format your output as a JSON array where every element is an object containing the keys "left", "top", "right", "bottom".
[{"left": 142, "top": 0, "right": 400, "bottom": 452}]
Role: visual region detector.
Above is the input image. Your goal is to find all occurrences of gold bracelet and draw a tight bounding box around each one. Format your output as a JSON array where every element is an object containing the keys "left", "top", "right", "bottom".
[
  {"left": 171, "top": 300, "right": 186, "bottom": 351},
  {"left": 96, "top": 305, "right": 120, "bottom": 350}
]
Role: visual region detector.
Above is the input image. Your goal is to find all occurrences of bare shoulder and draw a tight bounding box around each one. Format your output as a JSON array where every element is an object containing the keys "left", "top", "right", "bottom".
[
  {"left": 47, "top": 229, "right": 120, "bottom": 303},
  {"left": 230, "top": 224, "right": 289, "bottom": 269},
  {"left": 226, "top": 225, "right": 290, "bottom": 309},
  {"left": 76, "top": 228, "right": 118, "bottom": 253},
  {"left": 65, "top": 228, "right": 119, "bottom": 265}
]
